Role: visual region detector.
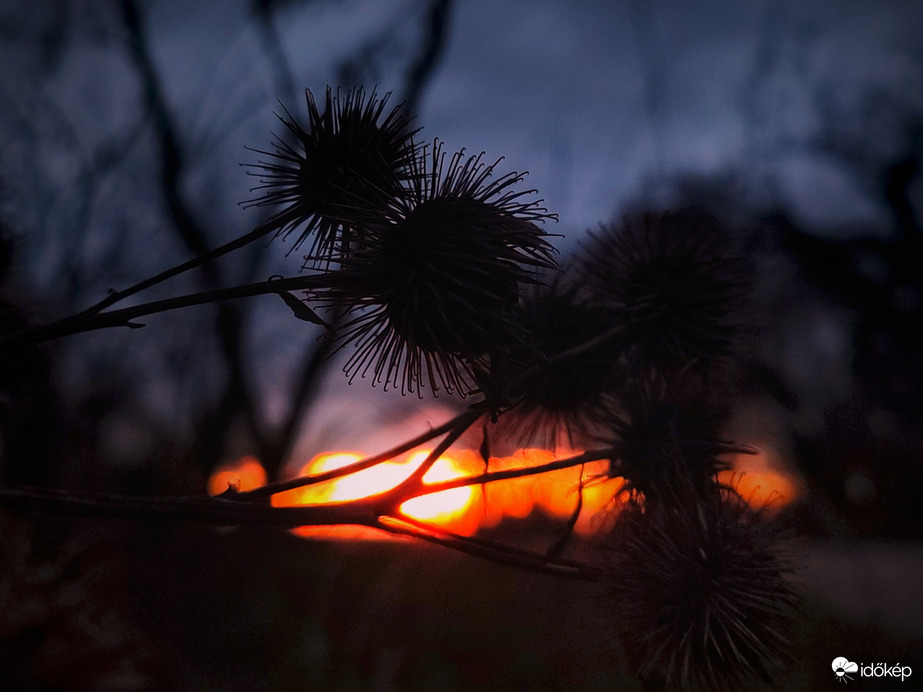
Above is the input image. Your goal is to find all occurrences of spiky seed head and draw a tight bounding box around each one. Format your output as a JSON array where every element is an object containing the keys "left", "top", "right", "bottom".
[
  {"left": 312, "top": 140, "right": 557, "bottom": 396},
  {"left": 606, "top": 372, "right": 741, "bottom": 506},
  {"left": 493, "top": 277, "right": 619, "bottom": 448},
  {"left": 606, "top": 489, "right": 797, "bottom": 691},
  {"left": 243, "top": 86, "right": 419, "bottom": 263},
  {"left": 582, "top": 210, "right": 746, "bottom": 370}
]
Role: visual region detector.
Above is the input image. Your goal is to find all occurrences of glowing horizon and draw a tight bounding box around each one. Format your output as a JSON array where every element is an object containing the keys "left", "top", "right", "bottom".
[{"left": 208, "top": 446, "right": 799, "bottom": 540}]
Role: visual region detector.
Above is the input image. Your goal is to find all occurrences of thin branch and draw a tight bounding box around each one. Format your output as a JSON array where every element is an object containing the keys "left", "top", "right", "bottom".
[
  {"left": 403, "top": 0, "right": 453, "bottom": 118},
  {"left": 405, "top": 447, "right": 617, "bottom": 498},
  {"left": 376, "top": 516, "right": 604, "bottom": 580},
  {"left": 0, "top": 446, "right": 614, "bottom": 533},
  {"left": 81, "top": 216, "right": 285, "bottom": 316},
  {"left": 380, "top": 408, "right": 481, "bottom": 505},
  {"left": 237, "top": 406, "right": 484, "bottom": 500},
  {"left": 0, "top": 476, "right": 613, "bottom": 582},
  {"left": 0, "top": 484, "right": 375, "bottom": 527},
  {"left": 548, "top": 464, "right": 586, "bottom": 557},
  {"left": 389, "top": 512, "right": 591, "bottom": 570},
  {"left": 0, "top": 274, "right": 328, "bottom": 348}
]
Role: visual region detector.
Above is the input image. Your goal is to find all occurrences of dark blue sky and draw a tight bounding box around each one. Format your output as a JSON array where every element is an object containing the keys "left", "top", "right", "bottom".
[
  {"left": 3, "top": 0, "right": 920, "bottom": 267},
  {"left": 1, "top": 0, "right": 921, "bottom": 461},
  {"left": 113, "top": 0, "right": 923, "bottom": 243}
]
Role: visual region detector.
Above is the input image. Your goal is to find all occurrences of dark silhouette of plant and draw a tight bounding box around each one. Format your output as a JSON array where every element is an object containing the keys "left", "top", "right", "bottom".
[
  {"left": 309, "top": 140, "right": 556, "bottom": 396},
  {"left": 491, "top": 276, "right": 620, "bottom": 450},
  {"left": 582, "top": 211, "right": 746, "bottom": 372},
  {"left": 607, "top": 488, "right": 797, "bottom": 690},
  {"left": 0, "top": 85, "right": 797, "bottom": 691},
  {"left": 243, "top": 87, "right": 421, "bottom": 262}
]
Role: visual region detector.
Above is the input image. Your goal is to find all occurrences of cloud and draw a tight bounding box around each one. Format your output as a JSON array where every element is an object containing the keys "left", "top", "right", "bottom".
[{"left": 832, "top": 657, "right": 859, "bottom": 673}]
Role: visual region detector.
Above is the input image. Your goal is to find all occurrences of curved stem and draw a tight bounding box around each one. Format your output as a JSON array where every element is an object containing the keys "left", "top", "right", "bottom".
[
  {"left": 83, "top": 216, "right": 288, "bottom": 315},
  {"left": 376, "top": 515, "right": 604, "bottom": 580},
  {"left": 237, "top": 406, "right": 483, "bottom": 500},
  {"left": 0, "top": 446, "right": 616, "bottom": 532},
  {"left": 377, "top": 409, "right": 481, "bottom": 508},
  {"left": 0, "top": 482, "right": 608, "bottom": 580}
]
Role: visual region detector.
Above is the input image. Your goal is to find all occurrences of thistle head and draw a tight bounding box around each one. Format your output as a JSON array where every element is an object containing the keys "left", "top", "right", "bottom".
[
  {"left": 606, "top": 371, "right": 741, "bottom": 507},
  {"left": 243, "top": 86, "right": 419, "bottom": 263},
  {"left": 582, "top": 210, "right": 746, "bottom": 371},
  {"left": 312, "top": 140, "right": 557, "bottom": 396},
  {"left": 606, "top": 489, "right": 797, "bottom": 690},
  {"left": 492, "top": 276, "right": 618, "bottom": 448}
]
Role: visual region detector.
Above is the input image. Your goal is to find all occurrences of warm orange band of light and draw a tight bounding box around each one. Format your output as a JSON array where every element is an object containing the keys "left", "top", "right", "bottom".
[
  {"left": 207, "top": 455, "right": 267, "bottom": 496},
  {"left": 208, "top": 447, "right": 798, "bottom": 540}
]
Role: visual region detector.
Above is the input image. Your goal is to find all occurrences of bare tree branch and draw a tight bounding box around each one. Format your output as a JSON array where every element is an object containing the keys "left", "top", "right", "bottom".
[{"left": 403, "top": 0, "right": 453, "bottom": 118}]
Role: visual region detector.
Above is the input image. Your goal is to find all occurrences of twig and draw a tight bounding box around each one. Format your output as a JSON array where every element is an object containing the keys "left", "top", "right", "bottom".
[
  {"left": 0, "top": 444, "right": 628, "bottom": 583},
  {"left": 81, "top": 217, "right": 286, "bottom": 316},
  {"left": 0, "top": 485, "right": 376, "bottom": 527},
  {"left": 376, "top": 516, "right": 604, "bottom": 580},
  {"left": 0, "top": 274, "right": 328, "bottom": 348},
  {"left": 404, "top": 447, "right": 617, "bottom": 498},
  {"left": 237, "top": 407, "right": 484, "bottom": 500},
  {"left": 548, "top": 464, "right": 586, "bottom": 557},
  {"left": 378, "top": 408, "right": 482, "bottom": 508},
  {"left": 389, "top": 513, "right": 590, "bottom": 569}
]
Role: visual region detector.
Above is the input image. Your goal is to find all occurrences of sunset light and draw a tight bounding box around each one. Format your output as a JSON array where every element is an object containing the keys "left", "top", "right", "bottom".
[
  {"left": 207, "top": 455, "right": 267, "bottom": 496},
  {"left": 208, "top": 446, "right": 797, "bottom": 540}
]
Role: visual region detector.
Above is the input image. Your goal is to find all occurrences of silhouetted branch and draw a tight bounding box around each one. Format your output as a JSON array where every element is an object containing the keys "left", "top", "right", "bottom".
[
  {"left": 403, "top": 0, "right": 453, "bottom": 118},
  {"left": 0, "top": 274, "right": 329, "bottom": 348},
  {"left": 0, "top": 433, "right": 618, "bottom": 579},
  {"left": 410, "top": 447, "right": 616, "bottom": 497},
  {"left": 0, "top": 484, "right": 375, "bottom": 527},
  {"left": 81, "top": 217, "right": 284, "bottom": 316},
  {"left": 377, "top": 516, "right": 604, "bottom": 580},
  {"left": 238, "top": 407, "right": 484, "bottom": 500}
]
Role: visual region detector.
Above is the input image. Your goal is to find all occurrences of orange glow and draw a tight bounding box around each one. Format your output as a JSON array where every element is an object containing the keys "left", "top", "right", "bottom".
[
  {"left": 207, "top": 445, "right": 798, "bottom": 540},
  {"left": 718, "top": 447, "right": 802, "bottom": 510},
  {"left": 207, "top": 455, "right": 267, "bottom": 496},
  {"left": 400, "top": 451, "right": 481, "bottom": 536},
  {"left": 270, "top": 450, "right": 484, "bottom": 538},
  {"left": 472, "top": 449, "right": 624, "bottom": 536}
]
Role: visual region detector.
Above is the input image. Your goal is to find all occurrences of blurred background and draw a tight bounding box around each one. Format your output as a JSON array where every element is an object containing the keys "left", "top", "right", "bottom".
[{"left": 1, "top": 0, "right": 921, "bottom": 689}]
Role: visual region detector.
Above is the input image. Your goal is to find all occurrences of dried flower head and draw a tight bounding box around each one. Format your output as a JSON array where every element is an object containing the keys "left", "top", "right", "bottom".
[
  {"left": 606, "top": 372, "right": 744, "bottom": 506},
  {"left": 312, "top": 140, "right": 557, "bottom": 396},
  {"left": 243, "top": 86, "right": 418, "bottom": 262},
  {"left": 583, "top": 210, "right": 745, "bottom": 370},
  {"left": 492, "top": 277, "right": 619, "bottom": 448},
  {"left": 607, "top": 489, "right": 797, "bottom": 691}
]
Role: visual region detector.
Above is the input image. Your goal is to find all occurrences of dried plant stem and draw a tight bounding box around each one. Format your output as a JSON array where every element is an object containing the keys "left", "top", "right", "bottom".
[
  {"left": 0, "top": 444, "right": 614, "bottom": 529},
  {"left": 0, "top": 480, "right": 609, "bottom": 578},
  {"left": 0, "top": 441, "right": 614, "bottom": 579},
  {"left": 0, "top": 484, "right": 376, "bottom": 527},
  {"left": 377, "top": 516, "right": 604, "bottom": 580},
  {"left": 238, "top": 408, "right": 484, "bottom": 500},
  {"left": 0, "top": 273, "right": 328, "bottom": 348},
  {"left": 410, "top": 447, "right": 616, "bottom": 497},
  {"left": 83, "top": 216, "right": 285, "bottom": 315},
  {"left": 377, "top": 409, "right": 481, "bottom": 508}
]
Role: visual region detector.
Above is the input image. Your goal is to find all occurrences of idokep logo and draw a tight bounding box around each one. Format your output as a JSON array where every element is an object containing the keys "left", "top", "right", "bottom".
[
  {"left": 833, "top": 658, "right": 859, "bottom": 683},
  {"left": 832, "top": 657, "right": 913, "bottom": 683}
]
